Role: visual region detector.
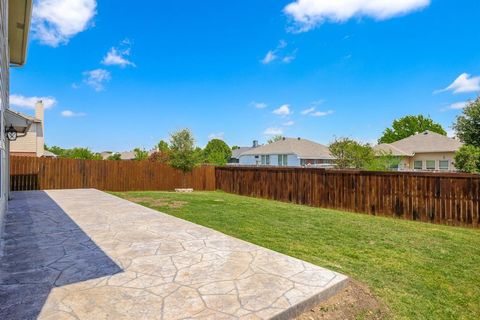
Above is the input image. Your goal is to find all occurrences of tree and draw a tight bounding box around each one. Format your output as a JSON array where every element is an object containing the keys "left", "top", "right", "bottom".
[
  {"left": 329, "top": 138, "right": 376, "bottom": 169},
  {"left": 45, "top": 145, "right": 101, "bottom": 160},
  {"left": 65, "top": 147, "right": 101, "bottom": 160},
  {"left": 453, "top": 97, "right": 480, "bottom": 147},
  {"left": 267, "top": 135, "right": 283, "bottom": 144},
  {"left": 133, "top": 148, "right": 149, "bottom": 161},
  {"left": 148, "top": 151, "right": 170, "bottom": 164},
  {"left": 379, "top": 115, "right": 447, "bottom": 144},
  {"left": 45, "top": 145, "right": 65, "bottom": 157},
  {"left": 203, "top": 139, "right": 232, "bottom": 166},
  {"left": 107, "top": 153, "right": 122, "bottom": 160},
  {"left": 157, "top": 140, "right": 170, "bottom": 152},
  {"left": 231, "top": 145, "right": 240, "bottom": 150},
  {"left": 366, "top": 152, "right": 401, "bottom": 171},
  {"left": 169, "top": 129, "right": 201, "bottom": 174},
  {"left": 454, "top": 145, "right": 480, "bottom": 173}
]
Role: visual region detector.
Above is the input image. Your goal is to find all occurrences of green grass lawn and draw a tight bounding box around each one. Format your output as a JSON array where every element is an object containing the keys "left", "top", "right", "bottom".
[{"left": 112, "top": 191, "right": 480, "bottom": 320}]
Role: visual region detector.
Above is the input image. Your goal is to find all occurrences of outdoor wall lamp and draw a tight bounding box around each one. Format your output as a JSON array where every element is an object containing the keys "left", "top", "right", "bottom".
[{"left": 6, "top": 125, "right": 18, "bottom": 141}]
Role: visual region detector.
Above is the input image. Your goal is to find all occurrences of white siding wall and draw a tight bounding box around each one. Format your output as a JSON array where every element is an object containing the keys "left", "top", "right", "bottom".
[
  {"left": 239, "top": 154, "right": 301, "bottom": 166},
  {"left": 0, "top": 0, "right": 8, "bottom": 242}
]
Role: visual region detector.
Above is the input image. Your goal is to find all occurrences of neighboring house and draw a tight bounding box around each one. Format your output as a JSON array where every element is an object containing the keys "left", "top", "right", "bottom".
[
  {"left": 100, "top": 151, "right": 114, "bottom": 160},
  {"left": 374, "top": 131, "right": 463, "bottom": 171},
  {"left": 43, "top": 150, "right": 57, "bottom": 158},
  {"left": 1, "top": 0, "right": 33, "bottom": 241},
  {"left": 238, "top": 137, "right": 335, "bottom": 167},
  {"left": 228, "top": 140, "right": 259, "bottom": 164},
  {"left": 10, "top": 101, "right": 45, "bottom": 157}
]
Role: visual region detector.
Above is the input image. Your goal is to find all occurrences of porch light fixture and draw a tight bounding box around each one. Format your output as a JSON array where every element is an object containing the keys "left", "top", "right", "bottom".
[{"left": 6, "top": 125, "right": 18, "bottom": 141}]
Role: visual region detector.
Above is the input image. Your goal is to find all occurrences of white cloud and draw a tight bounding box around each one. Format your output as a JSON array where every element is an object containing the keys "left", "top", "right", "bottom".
[
  {"left": 32, "top": 0, "right": 97, "bottom": 46},
  {"left": 102, "top": 40, "right": 135, "bottom": 67},
  {"left": 261, "top": 40, "right": 297, "bottom": 64},
  {"left": 208, "top": 132, "right": 225, "bottom": 140},
  {"left": 301, "top": 107, "right": 315, "bottom": 115},
  {"left": 251, "top": 101, "right": 268, "bottom": 109},
  {"left": 284, "top": 0, "right": 430, "bottom": 32},
  {"left": 10, "top": 94, "right": 57, "bottom": 109},
  {"left": 446, "top": 101, "right": 468, "bottom": 110},
  {"left": 301, "top": 105, "right": 333, "bottom": 117},
  {"left": 83, "top": 69, "right": 111, "bottom": 91},
  {"left": 61, "top": 110, "right": 86, "bottom": 117},
  {"left": 435, "top": 73, "right": 480, "bottom": 94},
  {"left": 273, "top": 104, "right": 292, "bottom": 116},
  {"left": 264, "top": 127, "right": 284, "bottom": 135},
  {"left": 283, "top": 120, "right": 295, "bottom": 126},
  {"left": 262, "top": 51, "right": 277, "bottom": 64},
  {"left": 310, "top": 110, "right": 334, "bottom": 117}
]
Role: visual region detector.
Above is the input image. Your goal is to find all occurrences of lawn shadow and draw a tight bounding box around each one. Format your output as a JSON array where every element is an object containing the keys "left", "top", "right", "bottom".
[{"left": 0, "top": 191, "right": 122, "bottom": 319}]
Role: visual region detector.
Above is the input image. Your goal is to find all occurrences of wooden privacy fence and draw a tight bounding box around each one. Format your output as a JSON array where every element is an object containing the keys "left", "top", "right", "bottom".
[
  {"left": 10, "top": 156, "right": 216, "bottom": 192},
  {"left": 216, "top": 166, "right": 480, "bottom": 228}
]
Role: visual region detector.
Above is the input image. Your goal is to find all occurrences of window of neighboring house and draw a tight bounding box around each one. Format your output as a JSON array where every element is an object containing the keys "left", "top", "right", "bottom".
[
  {"left": 426, "top": 160, "right": 436, "bottom": 170},
  {"left": 278, "top": 155, "right": 288, "bottom": 166},
  {"left": 414, "top": 160, "right": 423, "bottom": 170},
  {"left": 261, "top": 155, "right": 270, "bottom": 165},
  {"left": 439, "top": 160, "right": 449, "bottom": 171}
]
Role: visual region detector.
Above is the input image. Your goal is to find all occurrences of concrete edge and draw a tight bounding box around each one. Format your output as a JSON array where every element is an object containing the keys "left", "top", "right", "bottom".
[
  {"left": 40, "top": 189, "right": 351, "bottom": 320},
  {"left": 271, "top": 276, "right": 350, "bottom": 320}
]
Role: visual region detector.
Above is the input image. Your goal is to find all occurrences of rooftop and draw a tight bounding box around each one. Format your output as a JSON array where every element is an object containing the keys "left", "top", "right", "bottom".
[
  {"left": 375, "top": 131, "right": 463, "bottom": 156},
  {"left": 240, "top": 137, "right": 334, "bottom": 160}
]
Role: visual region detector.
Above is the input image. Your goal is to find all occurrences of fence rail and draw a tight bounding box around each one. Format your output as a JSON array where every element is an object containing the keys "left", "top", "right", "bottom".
[
  {"left": 10, "top": 156, "right": 216, "bottom": 192},
  {"left": 215, "top": 166, "right": 480, "bottom": 228}
]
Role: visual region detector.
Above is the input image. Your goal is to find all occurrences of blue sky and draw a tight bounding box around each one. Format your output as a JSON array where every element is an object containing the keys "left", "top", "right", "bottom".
[{"left": 10, "top": 0, "right": 480, "bottom": 152}]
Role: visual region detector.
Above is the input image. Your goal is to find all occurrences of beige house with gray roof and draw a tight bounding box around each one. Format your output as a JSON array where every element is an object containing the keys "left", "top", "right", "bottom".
[
  {"left": 10, "top": 101, "right": 45, "bottom": 157},
  {"left": 374, "top": 131, "right": 463, "bottom": 171},
  {"left": 239, "top": 137, "right": 335, "bottom": 167}
]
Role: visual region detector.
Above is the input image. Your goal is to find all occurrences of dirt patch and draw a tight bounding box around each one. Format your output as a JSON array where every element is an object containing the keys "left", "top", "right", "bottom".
[
  {"left": 296, "top": 279, "right": 389, "bottom": 320},
  {"left": 126, "top": 197, "right": 187, "bottom": 209}
]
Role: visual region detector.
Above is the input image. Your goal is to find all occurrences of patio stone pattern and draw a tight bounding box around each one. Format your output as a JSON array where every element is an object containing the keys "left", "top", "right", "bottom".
[{"left": 0, "top": 189, "right": 348, "bottom": 320}]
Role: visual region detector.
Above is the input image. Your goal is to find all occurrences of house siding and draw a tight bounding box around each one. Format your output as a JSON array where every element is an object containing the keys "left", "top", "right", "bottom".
[
  {"left": 0, "top": 0, "right": 8, "bottom": 241},
  {"left": 239, "top": 154, "right": 300, "bottom": 166},
  {"left": 399, "top": 152, "right": 458, "bottom": 171},
  {"left": 10, "top": 122, "right": 44, "bottom": 156}
]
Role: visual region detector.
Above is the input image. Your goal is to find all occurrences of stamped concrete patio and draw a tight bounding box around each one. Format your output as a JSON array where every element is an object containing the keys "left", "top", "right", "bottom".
[{"left": 0, "top": 189, "right": 347, "bottom": 320}]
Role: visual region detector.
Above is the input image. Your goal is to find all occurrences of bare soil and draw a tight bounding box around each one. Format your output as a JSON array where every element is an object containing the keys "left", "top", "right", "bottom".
[
  {"left": 127, "top": 197, "right": 187, "bottom": 209},
  {"left": 296, "top": 280, "right": 389, "bottom": 320}
]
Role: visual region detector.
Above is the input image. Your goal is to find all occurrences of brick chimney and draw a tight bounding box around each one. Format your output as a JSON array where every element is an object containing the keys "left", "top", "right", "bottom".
[{"left": 35, "top": 101, "right": 45, "bottom": 156}]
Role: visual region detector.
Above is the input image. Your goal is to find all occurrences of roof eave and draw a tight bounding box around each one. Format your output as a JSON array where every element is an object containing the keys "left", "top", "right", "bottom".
[{"left": 8, "top": 0, "right": 33, "bottom": 66}]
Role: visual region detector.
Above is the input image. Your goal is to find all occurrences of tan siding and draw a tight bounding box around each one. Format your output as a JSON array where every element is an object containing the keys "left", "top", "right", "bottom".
[
  {"left": 399, "top": 152, "right": 458, "bottom": 171},
  {"left": 10, "top": 123, "right": 44, "bottom": 156}
]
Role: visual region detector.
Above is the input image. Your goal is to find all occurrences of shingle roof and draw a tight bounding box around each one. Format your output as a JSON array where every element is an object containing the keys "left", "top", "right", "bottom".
[
  {"left": 231, "top": 147, "right": 254, "bottom": 159},
  {"left": 240, "top": 138, "right": 334, "bottom": 159},
  {"left": 374, "top": 131, "right": 463, "bottom": 156}
]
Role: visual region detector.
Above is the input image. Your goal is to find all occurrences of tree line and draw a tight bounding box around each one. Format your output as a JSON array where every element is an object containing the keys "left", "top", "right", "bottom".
[{"left": 45, "top": 129, "right": 233, "bottom": 174}]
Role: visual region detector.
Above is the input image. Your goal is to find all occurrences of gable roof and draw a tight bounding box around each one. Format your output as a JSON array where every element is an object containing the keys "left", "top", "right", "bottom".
[
  {"left": 375, "top": 131, "right": 463, "bottom": 156},
  {"left": 231, "top": 147, "right": 254, "bottom": 159},
  {"left": 240, "top": 138, "right": 334, "bottom": 159}
]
